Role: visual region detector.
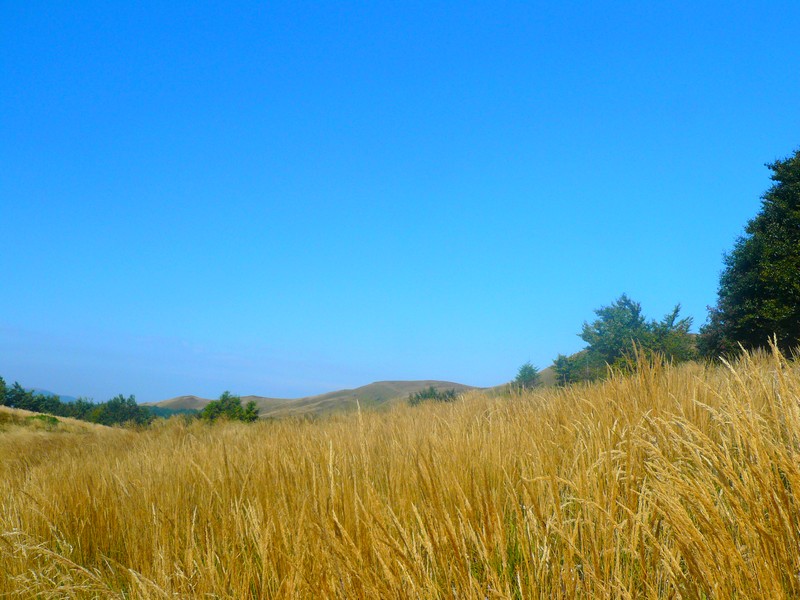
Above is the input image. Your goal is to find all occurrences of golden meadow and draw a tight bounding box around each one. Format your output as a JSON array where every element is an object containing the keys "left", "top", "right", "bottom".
[{"left": 2, "top": 348, "right": 800, "bottom": 598}]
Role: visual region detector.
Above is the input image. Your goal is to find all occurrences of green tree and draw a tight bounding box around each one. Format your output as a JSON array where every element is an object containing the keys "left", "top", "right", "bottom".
[
  {"left": 512, "top": 361, "right": 541, "bottom": 390},
  {"left": 5, "top": 382, "right": 35, "bottom": 410},
  {"left": 581, "top": 295, "right": 696, "bottom": 367},
  {"left": 552, "top": 352, "right": 598, "bottom": 386},
  {"left": 580, "top": 294, "right": 648, "bottom": 366},
  {"left": 69, "top": 398, "right": 95, "bottom": 420},
  {"left": 200, "top": 391, "right": 259, "bottom": 423},
  {"left": 0, "top": 376, "right": 6, "bottom": 405},
  {"left": 554, "top": 295, "right": 696, "bottom": 386},
  {"left": 90, "top": 394, "right": 153, "bottom": 426},
  {"left": 650, "top": 304, "right": 696, "bottom": 362},
  {"left": 242, "top": 400, "right": 259, "bottom": 422},
  {"left": 699, "top": 149, "right": 800, "bottom": 357},
  {"left": 552, "top": 353, "right": 574, "bottom": 386}
]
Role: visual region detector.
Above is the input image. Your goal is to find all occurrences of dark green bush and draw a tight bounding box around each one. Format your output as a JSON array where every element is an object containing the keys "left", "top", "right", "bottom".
[
  {"left": 408, "top": 386, "right": 458, "bottom": 406},
  {"left": 200, "top": 391, "right": 259, "bottom": 423}
]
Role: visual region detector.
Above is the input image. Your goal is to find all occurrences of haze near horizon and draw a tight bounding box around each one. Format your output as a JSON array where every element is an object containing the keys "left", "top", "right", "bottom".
[{"left": 2, "top": 2, "right": 799, "bottom": 403}]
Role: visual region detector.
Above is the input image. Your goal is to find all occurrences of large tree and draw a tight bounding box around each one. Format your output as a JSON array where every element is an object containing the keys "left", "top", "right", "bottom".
[
  {"left": 580, "top": 294, "right": 648, "bottom": 366},
  {"left": 699, "top": 149, "right": 800, "bottom": 357}
]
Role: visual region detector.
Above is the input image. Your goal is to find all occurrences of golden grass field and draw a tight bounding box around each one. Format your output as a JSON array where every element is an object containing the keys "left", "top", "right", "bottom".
[{"left": 2, "top": 348, "right": 800, "bottom": 599}]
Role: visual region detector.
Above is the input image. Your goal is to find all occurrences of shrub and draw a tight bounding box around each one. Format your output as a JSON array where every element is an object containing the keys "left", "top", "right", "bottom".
[
  {"left": 200, "top": 391, "right": 259, "bottom": 423},
  {"left": 408, "top": 386, "right": 458, "bottom": 406}
]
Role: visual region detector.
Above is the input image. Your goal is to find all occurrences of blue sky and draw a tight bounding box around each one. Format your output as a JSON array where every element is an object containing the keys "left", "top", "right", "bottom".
[{"left": 2, "top": 2, "right": 799, "bottom": 403}]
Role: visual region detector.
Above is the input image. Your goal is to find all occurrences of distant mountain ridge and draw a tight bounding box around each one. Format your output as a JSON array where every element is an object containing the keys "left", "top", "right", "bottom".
[
  {"left": 146, "top": 380, "right": 480, "bottom": 418},
  {"left": 28, "top": 388, "right": 80, "bottom": 403}
]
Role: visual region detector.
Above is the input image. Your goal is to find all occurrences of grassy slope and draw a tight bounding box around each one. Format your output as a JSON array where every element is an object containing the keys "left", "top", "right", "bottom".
[
  {"left": 150, "top": 380, "right": 479, "bottom": 417},
  {"left": 0, "top": 405, "right": 109, "bottom": 434},
  {"left": 538, "top": 364, "right": 556, "bottom": 386},
  {"left": 4, "top": 349, "right": 800, "bottom": 598}
]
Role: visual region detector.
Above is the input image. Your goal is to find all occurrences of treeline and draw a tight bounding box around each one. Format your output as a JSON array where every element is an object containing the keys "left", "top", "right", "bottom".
[
  {"left": 0, "top": 376, "right": 257, "bottom": 427},
  {"left": 0, "top": 377, "right": 154, "bottom": 426}
]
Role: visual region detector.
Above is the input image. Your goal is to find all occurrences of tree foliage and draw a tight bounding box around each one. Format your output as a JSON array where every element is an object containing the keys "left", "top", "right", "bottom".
[
  {"left": 580, "top": 295, "right": 648, "bottom": 366},
  {"left": 512, "top": 361, "right": 541, "bottom": 390},
  {"left": 89, "top": 394, "right": 153, "bottom": 426},
  {"left": 552, "top": 351, "right": 599, "bottom": 386},
  {"left": 699, "top": 149, "right": 800, "bottom": 357},
  {"left": 647, "top": 304, "right": 697, "bottom": 363},
  {"left": 553, "top": 294, "right": 696, "bottom": 386},
  {"left": 200, "top": 391, "right": 259, "bottom": 423}
]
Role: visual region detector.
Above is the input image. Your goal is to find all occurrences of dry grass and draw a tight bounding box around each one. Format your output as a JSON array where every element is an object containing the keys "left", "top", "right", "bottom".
[
  {"left": 0, "top": 405, "right": 108, "bottom": 430},
  {"left": 2, "top": 347, "right": 800, "bottom": 598}
]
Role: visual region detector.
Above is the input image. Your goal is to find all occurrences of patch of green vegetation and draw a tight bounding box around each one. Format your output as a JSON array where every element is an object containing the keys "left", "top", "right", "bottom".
[
  {"left": 25, "top": 414, "right": 60, "bottom": 430},
  {"left": 408, "top": 386, "right": 458, "bottom": 406},
  {"left": 200, "top": 392, "right": 259, "bottom": 423},
  {"left": 146, "top": 406, "right": 200, "bottom": 418}
]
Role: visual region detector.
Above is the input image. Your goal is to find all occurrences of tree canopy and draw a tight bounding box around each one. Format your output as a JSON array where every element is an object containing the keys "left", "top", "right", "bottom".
[
  {"left": 553, "top": 294, "right": 696, "bottom": 385},
  {"left": 199, "top": 391, "right": 259, "bottom": 423},
  {"left": 553, "top": 351, "right": 592, "bottom": 386},
  {"left": 512, "top": 362, "right": 541, "bottom": 390},
  {"left": 699, "top": 149, "right": 800, "bottom": 357},
  {"left": 580, "top": 294, "right": 648, "bottom": 366}
]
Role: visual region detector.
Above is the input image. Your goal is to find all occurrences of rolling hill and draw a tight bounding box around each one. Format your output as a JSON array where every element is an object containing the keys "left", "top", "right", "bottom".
[{"left": 147, "top": 380, "right": 480, "bottom": 418}]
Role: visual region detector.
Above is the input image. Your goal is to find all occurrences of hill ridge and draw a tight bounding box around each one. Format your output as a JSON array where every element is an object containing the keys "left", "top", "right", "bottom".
[{"left": 147, "top": 380, "right": 480, "bottom": 417}]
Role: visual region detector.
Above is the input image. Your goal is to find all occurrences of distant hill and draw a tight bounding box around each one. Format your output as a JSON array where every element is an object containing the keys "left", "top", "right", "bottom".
[
  {"left": 147, "top": 380, "right": 480, "bottom": 418},
  {"left": 28, "top": 388, "right": 80, "bottom": 403},
  {"left": 148, "top": 395, "right": 209, "bottom": 411}
]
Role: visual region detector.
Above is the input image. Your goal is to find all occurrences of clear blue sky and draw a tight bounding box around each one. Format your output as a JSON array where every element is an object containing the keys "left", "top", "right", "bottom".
[{"left": 2, "top": 2, "right": 799, "bottom": 403}]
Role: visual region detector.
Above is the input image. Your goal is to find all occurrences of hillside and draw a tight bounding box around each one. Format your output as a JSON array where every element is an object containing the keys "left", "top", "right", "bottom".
[
  {"left": 0, "top": 405, "right": 110, "bottom": 433},
  {"left": 147, "top": 395, "right": 209, "bottom": 412},
  {"left": 148, "top": 380, "right": 479, "bottom": 417},
  {"left": 538, "top": 364, "right": 556, "bottom": 386}
]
